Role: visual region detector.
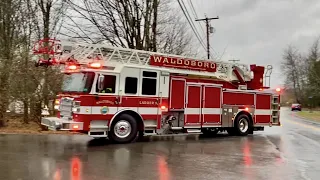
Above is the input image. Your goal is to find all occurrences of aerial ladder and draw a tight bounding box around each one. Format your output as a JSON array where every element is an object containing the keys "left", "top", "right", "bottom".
[{"left": 32, "top": 38, "right": 272, "bottom": 90}]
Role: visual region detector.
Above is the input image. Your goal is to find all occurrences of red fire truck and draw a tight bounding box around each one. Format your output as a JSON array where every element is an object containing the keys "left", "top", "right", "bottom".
[{"left": 34, "top": 38, "right": 281, "bottom": 144}]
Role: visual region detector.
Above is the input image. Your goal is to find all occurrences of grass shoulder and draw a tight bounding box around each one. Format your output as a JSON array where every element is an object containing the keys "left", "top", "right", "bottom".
[
  {"left": 0, "top": 116, "right": 83, "bottom": 135},
  {"left": 296, "top": 110, "right": 320, "bottom": 122}
]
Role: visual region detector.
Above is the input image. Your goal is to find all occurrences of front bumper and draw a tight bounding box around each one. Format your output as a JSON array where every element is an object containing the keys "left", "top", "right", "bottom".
[{"left": 41, "top": 117, "right": 84, "bottom": 131}]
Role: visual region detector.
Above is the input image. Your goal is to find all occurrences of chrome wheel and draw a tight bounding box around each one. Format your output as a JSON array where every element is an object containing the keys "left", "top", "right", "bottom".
[
  {"left": 238, "top": 118, "right": 249, "bottom": 133},
  {"left": 114, "top": 120, "right": 132, "bottom": 138}
]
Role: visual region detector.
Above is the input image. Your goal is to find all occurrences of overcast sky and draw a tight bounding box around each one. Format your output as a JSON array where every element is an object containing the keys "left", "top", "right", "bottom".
[{"left": 187, "top": 0, "right": 320, "bottom": 88}]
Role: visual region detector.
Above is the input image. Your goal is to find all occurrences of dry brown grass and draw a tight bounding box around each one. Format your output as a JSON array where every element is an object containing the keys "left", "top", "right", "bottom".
[
  {"left": 0, "top": 116, "right": 83, "bottom": 135},
  {"left": 296, "top": 111, "right": 320, "bottom": 122}
]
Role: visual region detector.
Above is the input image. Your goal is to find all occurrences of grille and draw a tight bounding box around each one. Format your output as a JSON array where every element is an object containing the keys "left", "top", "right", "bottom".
[{"left": 59, "top": 97, "right": 73, "bottom": 120}]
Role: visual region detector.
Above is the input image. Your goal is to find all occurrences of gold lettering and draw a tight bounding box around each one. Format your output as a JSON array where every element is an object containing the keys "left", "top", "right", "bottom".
[
  {"left": 96, "top": 100, "right": 114, "bottom": 105},
  {"left": 170, "top": 58, "right": 176, "bottom": 64},
  {"left": 153, "top": 56, "right": 162, "bottom": 63},
  {"left": 153, "top": 55, "right": 216, "bottom": 72},
  {"left": 139, "top": 101, "right": 156, "bottom": 105}
]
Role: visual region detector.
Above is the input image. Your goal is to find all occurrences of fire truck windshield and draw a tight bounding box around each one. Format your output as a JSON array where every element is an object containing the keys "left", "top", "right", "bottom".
[{"left": 62, "top": 72, "right": 95, "bottom": 93}]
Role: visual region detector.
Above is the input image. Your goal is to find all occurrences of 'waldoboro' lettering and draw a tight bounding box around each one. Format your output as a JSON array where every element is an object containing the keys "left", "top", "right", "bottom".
[{"left": 150, "top": 55, "right": 217, "bottom": 72}]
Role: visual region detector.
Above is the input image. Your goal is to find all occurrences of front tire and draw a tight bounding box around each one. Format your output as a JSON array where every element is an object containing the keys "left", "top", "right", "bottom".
[
  {"left": 234, "top": 114, "right": 251, "bottom": 136},
  {"left": 109, "top": 114, "right": 138, "bottom": 144}
]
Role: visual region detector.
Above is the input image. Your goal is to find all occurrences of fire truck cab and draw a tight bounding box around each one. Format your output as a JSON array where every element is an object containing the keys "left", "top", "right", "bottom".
[{"left": 35, "top": 39, "right": 281, "bottom": 144}]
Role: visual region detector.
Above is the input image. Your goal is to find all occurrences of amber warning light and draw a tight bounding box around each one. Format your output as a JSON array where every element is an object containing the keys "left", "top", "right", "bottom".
[
  {"left": 160, "top": 105, "right": 168, "bottom": 112},
  {"left": 88, "top": 62, "right": 102, "bottom": 68},
  {"left": 72, "top": 125, "right": 79, "bottom": 130},
  {"left": 68, "top": 65, "right": 78, "bottom": 70}
]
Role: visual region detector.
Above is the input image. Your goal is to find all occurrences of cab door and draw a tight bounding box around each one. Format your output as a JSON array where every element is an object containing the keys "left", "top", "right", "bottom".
[
  {"left": 118, "top": 67, "right": 140, "bottom": 112},
  {"left": 138, "top": 69, "right": 161, "bottom": 125},
  {"left": 94, "top": 73, "right": 120, "bottom": 115}
]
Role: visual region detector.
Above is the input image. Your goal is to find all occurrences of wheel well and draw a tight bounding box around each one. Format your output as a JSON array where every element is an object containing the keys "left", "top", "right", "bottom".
[
  {"left": 234, "top": 111, "right": 253, "bottom": 127},
  {"left": 110, "top": 110, "right": 144, "bottom": 131}
]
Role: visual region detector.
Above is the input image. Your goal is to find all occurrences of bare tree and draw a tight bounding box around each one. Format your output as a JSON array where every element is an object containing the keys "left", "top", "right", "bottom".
[
  {"left": 6, "top": 0, "right": 66, "bottom": 125},
  {"left": 61, "top": 0, "right": 194, "bottom": 55},
  {"left": 281, "top": 45, "right": 307, "bottom": 104},
  {"left": 157, "top": 12, "right": 193, "bottom": 56},
  {"left": 282, "top": 36, "right": 320, "bottom": 107},
  {"left": 0, "top": 0, "right": 23, "bottom": 127},
  {"left": 34, "top": 0, "right": 66, "bottom": 107},
  {"left": 63, "top": 0, "right": 160, "bottom": 51},
  {"left": 305, "top": 37, "right": 320, "bottom": 105},
  {"left": 307, "top": 37, "right": 320, "bottom": 90},
  {"left": 8, "top": 0, "right": 39, "bottom": 124}
]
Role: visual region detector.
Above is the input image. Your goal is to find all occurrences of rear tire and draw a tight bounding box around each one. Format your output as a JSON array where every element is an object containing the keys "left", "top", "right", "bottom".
[
  {"left": 234, "top": 114, "right": 251, "bottom": 136},
  {"left": 109, "top": 114, "right": 138, "bottom": 144}
]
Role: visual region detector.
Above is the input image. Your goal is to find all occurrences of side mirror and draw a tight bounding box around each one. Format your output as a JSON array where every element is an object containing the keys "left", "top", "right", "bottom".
[{"left": 98, "top": 75, "right": 104, "bottom": 91}]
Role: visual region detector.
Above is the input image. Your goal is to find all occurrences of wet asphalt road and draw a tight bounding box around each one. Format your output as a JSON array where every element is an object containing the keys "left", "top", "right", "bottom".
[{"left": 1, "top": 108, "right": 320, "bottom": 180}]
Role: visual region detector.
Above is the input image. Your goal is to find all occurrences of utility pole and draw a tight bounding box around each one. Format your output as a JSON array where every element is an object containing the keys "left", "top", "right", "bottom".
[{"left": 196, "top": 16, "right": 219, "bottom": 59}]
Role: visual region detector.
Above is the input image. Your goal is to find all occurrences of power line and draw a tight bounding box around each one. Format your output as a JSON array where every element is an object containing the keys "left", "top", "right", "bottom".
[
  {"left": 187, "top": 0, "right": 205, "bottom": 35},
  {"left": 176, "top": 0, "right": 207, "bottom": 53}
]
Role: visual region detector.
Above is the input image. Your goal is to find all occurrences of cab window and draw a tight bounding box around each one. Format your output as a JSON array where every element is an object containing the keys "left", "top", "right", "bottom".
[
  {"left": 96, "top": 74, "right": 116, "bottom": 93},
  {"left": 125, "top": 77, "right": 138, "bottom": 94},
  {"left": 141, "top": 71, "right": 157, "bottom": 95}
]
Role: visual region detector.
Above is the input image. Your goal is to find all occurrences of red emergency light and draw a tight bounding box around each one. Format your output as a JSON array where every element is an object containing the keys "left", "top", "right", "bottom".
[
  {"left": 67, "top": 65, "right": 78, "bottom": 70},
  {"left": 64, "top": 62, "right": 81, "bottom": 72},
  {"left": 88, "top": 62, "right": 102, "bottom": 69}
]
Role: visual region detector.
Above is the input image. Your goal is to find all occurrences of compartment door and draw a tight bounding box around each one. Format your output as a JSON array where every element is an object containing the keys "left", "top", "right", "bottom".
[
  {"left": 202, "top": 85, "right": 222, "bottom": 126},
  {"left": 169, "top": 78, "right": 186, "bottom": 110},
  {"left": 185, "top": 84, "right": 202, "bottom": 127}
]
